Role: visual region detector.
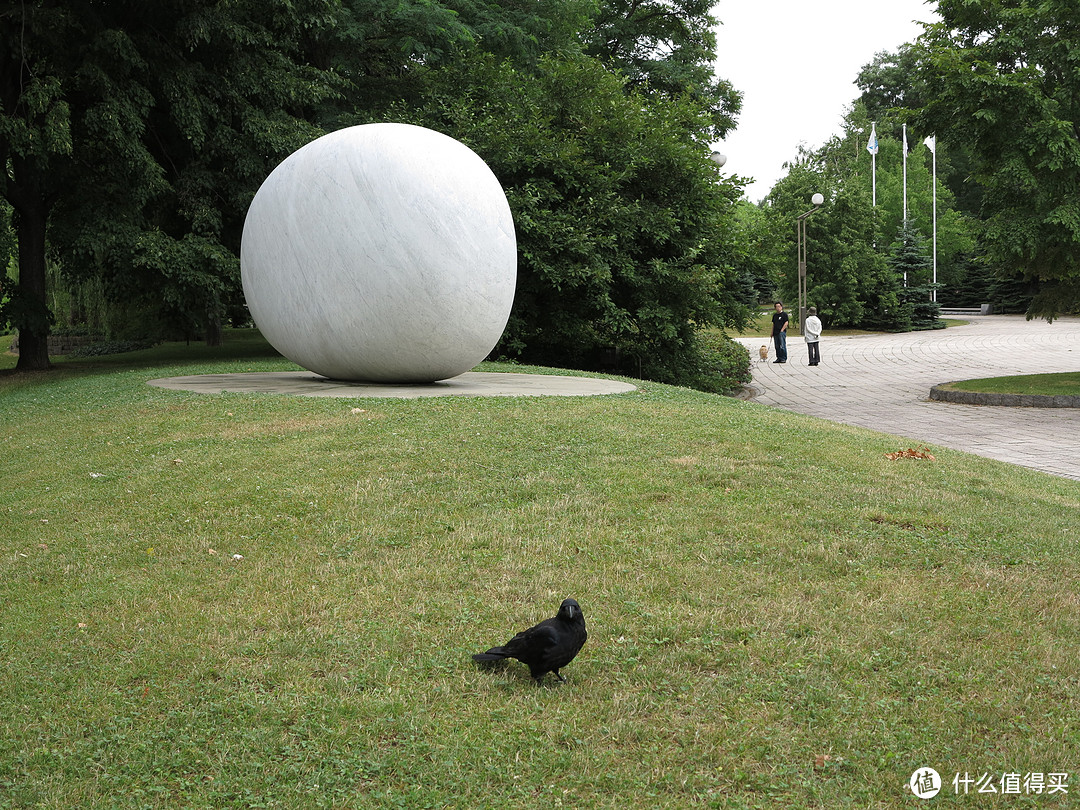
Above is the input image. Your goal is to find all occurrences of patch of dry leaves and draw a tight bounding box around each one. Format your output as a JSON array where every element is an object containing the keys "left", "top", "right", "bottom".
[{"left": 885, "top": 447, "right": 936, "bottom": 461}]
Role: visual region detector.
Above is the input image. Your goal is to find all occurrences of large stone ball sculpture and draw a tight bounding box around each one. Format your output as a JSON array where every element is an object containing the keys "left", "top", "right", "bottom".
[{"left": 240, "top": 124, "right": 517, "bottom": 382}]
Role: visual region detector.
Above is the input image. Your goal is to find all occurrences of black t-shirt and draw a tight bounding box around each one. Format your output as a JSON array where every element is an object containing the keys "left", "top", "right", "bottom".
[{"left": 772, "top": 311, "right": 789, "bottom": 336}]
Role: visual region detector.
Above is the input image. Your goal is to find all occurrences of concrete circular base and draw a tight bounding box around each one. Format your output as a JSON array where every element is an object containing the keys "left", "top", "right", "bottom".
[{"left": 148, "top": 371, "right": 637, "bottom": 399}]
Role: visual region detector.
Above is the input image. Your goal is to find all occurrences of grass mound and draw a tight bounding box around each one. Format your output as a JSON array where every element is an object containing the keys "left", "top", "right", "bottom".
[
  {"left": 940, "top": 372, "right": 1080, "bottom": 397},
  {"left": 2, "top": 338, "right": 1078, "bottom": 807}
]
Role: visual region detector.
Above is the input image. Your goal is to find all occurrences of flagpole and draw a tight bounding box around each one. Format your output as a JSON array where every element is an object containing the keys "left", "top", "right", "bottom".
[
  {"left": 868, "top": 122, "right": 877, "bottom": 207},
  {"left": 930, "top": 136, "right": 937, "bottom": 302},
  {"left": 902, "top": 123, "right": 908, "bottom": 222},
  {"left": 923, "top": 135, "right": 938, "bottom": 302},
  {"left": 902, "top": 123, "right": 908, "bottom": 285}
]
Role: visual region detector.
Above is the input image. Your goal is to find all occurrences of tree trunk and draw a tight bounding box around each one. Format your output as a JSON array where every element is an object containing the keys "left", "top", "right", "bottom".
[
  {"left": 13, "top": 191, "right": 52, "bottom": 372},
  {"left": 205, "top": 307, "right": 223, "bottom": 347}
]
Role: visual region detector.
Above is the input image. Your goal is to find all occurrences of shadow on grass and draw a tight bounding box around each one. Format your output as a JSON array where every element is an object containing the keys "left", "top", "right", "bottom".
[
  {"left": 472, "top": 658, "right": 578, "bottom": 689},
  {"left": 0, "top": 329, "right": 288, "bottom": 383}
]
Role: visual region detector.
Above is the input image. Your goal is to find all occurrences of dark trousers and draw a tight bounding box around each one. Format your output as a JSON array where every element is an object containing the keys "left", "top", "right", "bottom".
[
  {"left": 807, "top": 340, "right": 820, "bottom": 365},
  {"left": 773, "top": 332, "right": 787, "bottom": 362}
]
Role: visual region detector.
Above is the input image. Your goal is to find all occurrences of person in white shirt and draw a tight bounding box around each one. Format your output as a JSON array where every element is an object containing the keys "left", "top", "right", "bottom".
[{"left": 804, "top": 306, "right": 822, "bottom": 366}]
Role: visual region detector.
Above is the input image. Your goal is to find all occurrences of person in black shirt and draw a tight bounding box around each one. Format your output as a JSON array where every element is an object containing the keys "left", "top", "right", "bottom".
[{"left": 771, "top": 301, "right": 789, "bottom": 363}]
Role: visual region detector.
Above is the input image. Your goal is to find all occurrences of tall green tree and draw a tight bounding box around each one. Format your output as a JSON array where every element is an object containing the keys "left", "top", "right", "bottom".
[
  {"left": 404, "top": 52, "right": 750, "bottom": 384},
  {"left": 856, "top": 44, "right": 928, "bottom": 131},
  {"left": 1, "top": 0, "right": 341, "bottom": 370},
  {"left": 916, "top": 0, "right": 1080, "bottom": 319},
  {"left": 583, "top": 0, "right": 741, "bottom": 138},
  {"left": 889, "top": 219, "right": 941, "bottom": 330},
  {"left": 323, "top": 0, "right": 593, "bottom": 112},
  {"left": 765, "top": 142, "right": 909, "bottom": 331},
  {"left": 1, "top": 1, "right": 71, "bottom": 370}
]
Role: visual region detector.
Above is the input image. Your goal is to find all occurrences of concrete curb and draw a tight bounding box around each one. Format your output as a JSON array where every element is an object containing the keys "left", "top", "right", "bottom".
[
  {"left": 730, "top": 384, "right": 758, "bottom": 402},
  {"left": 929, "top": 384, "right": 1080, "bottom": 408}
]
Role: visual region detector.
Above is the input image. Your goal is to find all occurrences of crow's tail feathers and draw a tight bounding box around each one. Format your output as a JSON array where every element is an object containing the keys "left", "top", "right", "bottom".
[{"left": 472, "top": 647, "right": 510, "bottom": 664}]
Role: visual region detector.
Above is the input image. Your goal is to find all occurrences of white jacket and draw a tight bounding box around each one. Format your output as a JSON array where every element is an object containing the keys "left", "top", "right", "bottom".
[{"left": 804, "top": 315, "right": 822, "bottom": 342}]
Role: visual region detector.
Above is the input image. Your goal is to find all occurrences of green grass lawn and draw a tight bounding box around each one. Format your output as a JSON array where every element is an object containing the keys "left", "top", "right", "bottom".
[
  {"left": 2, "top": 335, "right": 1079, "bottom": 808},
  {"left": 736, "top": 310, "right": 963, "bottom": 339},
  {"left": 940, "top": 372, "right": 1080, "bottom": 397}
]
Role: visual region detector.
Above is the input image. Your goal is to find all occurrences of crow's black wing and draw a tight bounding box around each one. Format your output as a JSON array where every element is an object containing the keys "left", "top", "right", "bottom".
[
  {"left": 543, "top": 622, "right": 587, "bottom": 672},
  {"left": 473, "top": 619, "right": 556, "bottom": 663},
  {"left": 503, "top": 621, "right": 558, "bottom": 659}
]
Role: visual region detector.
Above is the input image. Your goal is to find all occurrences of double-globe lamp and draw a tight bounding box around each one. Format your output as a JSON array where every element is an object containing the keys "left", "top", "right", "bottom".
[
  {"left": 797, "top": 193, "right": 824, "bottom": 333},
  {"left": 709, "top": 155, "right": 821, "bottom": 333}
]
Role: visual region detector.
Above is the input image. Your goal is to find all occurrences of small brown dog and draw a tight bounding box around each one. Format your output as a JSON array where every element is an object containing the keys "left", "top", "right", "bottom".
[{"left": 759, "top": 345, "right": 769, "bottom": 361}]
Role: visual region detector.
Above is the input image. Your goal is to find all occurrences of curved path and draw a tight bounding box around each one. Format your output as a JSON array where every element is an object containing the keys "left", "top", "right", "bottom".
[{"left": 734, "top": 315, "right": 1080, "bottom": 480}]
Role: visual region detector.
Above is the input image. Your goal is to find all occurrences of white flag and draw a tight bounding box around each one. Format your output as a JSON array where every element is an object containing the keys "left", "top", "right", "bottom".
[
  {"left": 924, "top": 134, "right": 936, "bottom": 154},
  {"left": 866, "top": 123, "right": 879, "bottom": 156}
]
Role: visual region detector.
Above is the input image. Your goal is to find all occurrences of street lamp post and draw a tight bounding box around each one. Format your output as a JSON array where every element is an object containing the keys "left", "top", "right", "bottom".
[{"left": 797, "top": 193, "right": 824, "bottom": 334}]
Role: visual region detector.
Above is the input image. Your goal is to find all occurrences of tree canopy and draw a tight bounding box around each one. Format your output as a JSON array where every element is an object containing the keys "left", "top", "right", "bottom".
[
  {"left": 752, "top": 98, "right": 965, "bottom": 331},
  {"left": 2, "top": 0, "right": 751, "bottom": 387},
  {"left": 583, "top": 0, "right": 740, "bottom": 138},
  {"left": 401, "top": 52, "right": 749, "bottom": 380},
  {"left": 1, "top": 0, "right": 341, "bottom": 368},
  {"left": 916, "top": 0, "right": 1080, "bottom": 318}
]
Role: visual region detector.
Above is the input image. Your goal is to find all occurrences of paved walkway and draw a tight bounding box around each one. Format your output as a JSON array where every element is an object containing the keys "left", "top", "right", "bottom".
[{"left": 734, "top": 315, "right": 1080, "bottom": 481}]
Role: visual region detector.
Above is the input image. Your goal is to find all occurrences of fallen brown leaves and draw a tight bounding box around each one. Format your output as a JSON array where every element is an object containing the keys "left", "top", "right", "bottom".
[{"left": 885, "top": 447, "right": 936, "bottom": 461}]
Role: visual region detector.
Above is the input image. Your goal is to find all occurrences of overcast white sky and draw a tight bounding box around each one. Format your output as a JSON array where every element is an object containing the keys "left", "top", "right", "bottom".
[{"left": 712, "top": 0, "right": 939, "bottom": 202}]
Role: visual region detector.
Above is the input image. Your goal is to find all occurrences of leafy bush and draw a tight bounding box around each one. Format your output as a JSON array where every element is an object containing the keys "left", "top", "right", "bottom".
[
  {"left": 50, "top": 325, "right": 97, "bottom": 338},
  {"left": 688, "top": 330, "right": 751, "bottom": 394},
  {"left": 68, "top": 339, "right": 155, "bottom": 357}
]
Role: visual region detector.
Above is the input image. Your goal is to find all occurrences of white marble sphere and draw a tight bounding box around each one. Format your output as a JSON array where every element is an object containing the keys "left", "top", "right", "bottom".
[{"left": 240, "top": 123, "right": 516, "bottom": 382}]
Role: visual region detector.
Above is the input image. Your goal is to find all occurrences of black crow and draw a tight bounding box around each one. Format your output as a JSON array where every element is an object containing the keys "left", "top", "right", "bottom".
[{"left": 472, "top": 598, "right": 587, "bottom": 683}]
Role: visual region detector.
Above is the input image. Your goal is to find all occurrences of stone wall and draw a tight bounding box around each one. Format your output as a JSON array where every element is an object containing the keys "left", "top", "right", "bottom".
[{"left": 9, "top": 334, "right": 104, "bottom": 356}]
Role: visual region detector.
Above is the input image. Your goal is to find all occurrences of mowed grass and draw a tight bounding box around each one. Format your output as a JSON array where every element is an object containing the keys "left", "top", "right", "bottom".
[
  {"left": 738, "top": 309, "right": 936, "bottom": 339},
  {"left": 2, "top": 335, "right": 1079, "bottom": 808},
  {"left": 941, "top": 372, "right": 1080, "bottom": 397}
]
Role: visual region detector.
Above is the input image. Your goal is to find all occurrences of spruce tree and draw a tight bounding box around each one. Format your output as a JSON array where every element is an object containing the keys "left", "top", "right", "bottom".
[{"left": 889, "top": 220, "right": 941, "bottom": 330}]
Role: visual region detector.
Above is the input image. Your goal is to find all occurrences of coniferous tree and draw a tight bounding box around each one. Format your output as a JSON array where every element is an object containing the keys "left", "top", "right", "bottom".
[{"left": 889, "top": 220, "right": 941, "bottom": 330}]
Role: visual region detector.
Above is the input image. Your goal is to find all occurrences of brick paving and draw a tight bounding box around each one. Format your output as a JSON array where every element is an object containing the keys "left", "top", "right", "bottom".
[{"left": 734, "top": 315, "right": 1080, "bottom": 480}]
